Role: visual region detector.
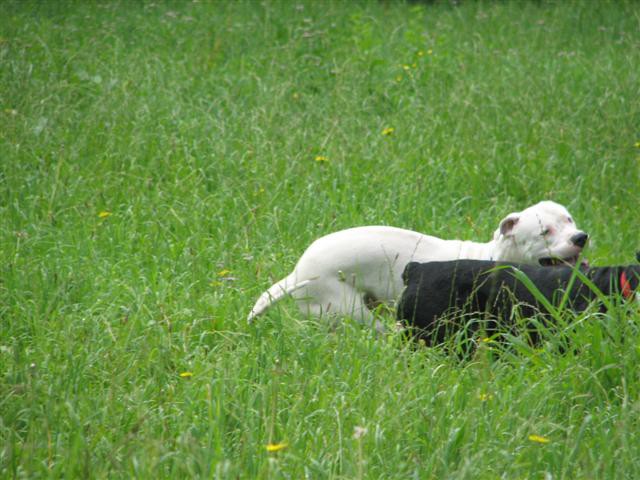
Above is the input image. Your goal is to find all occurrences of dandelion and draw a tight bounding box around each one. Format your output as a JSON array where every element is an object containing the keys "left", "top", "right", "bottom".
[
  {"left": 402, "top": 64, "right": 410, "bottom": 71},
  {"left": 98, "top": 211, "right": 111, "bottom": 218},
  {"left": 478, "top": 393, "right": 493, "bottom": 401},
  {"left": 382, "top": 127, "right": 395, "bottom": 136},
  {"left": 417, "top": 50, "right": 425, "bottom": 57},
  {"left": 634, "top": 141, "right": 640, "bottom": 148},
  {"left": 353, "top": 426, "right": 368, "bottom": 439},
  {"left": 179, "top": 372, "right": 193, "bottom": 378},
  {"left": 266, "top": 442, "right": 288, "bottom": 452},
  {"left": 427, "top": 49, "right": 433, "bottom": 55},
  {"left": 314, "top": 155, "right": 328, "bottom": 162},
  {"left": 528, "top": 434, "right": 550, "bottom": 444},
  {"left": 213, "top": 269, "right": 236, "bottom": 285}
]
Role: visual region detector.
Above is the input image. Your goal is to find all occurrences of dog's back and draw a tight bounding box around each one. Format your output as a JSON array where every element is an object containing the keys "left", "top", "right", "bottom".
[
  {"left": 398, "top": 260, "right": 639, "bottom": 345},
  {"left": 398, "top": 260, "right": 531, "bottom": 344}
]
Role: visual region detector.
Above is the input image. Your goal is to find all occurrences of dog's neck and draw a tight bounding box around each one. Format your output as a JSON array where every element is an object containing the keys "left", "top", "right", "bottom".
[
  {"left": 485, "top": 236, "right": 530, "bottom": 263},
  {"left": 620, "top": 271, "right": 633, "bottom": 299},
  {"left": 455, "top": 239, "right": 501, "bottom": 261}
]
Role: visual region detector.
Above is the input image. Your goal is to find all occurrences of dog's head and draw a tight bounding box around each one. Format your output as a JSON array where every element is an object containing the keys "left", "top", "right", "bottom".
[
  {"left": 493, "top": 200, "right": 588, "bottom": 266},
  {"left": 401, "top": 261, "right": 421, "bottom": 285}
]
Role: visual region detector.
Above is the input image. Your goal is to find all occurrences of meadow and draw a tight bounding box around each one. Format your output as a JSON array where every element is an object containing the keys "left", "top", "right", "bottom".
[{"left": 1, "top": 1, "right": 640, "bottom": 478}]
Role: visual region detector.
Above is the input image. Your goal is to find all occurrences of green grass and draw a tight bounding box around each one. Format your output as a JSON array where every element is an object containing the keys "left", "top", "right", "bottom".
[{"left": 2, "top": 0, "right": 640, "bottom": 477}]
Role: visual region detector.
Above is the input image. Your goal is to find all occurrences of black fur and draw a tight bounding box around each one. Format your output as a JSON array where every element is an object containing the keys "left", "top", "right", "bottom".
[{"left": 398, "top": 260, "right": 640, "bottom": 345}]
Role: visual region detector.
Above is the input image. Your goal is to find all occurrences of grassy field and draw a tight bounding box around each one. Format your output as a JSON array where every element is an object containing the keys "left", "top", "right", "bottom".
[{"left": 2, "top": 0, "right": 640, "bottom": 478}]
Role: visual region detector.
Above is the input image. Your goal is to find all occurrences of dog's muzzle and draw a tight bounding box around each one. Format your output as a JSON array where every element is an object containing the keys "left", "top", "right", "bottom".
[
  {"left": 538, "top": 255, "right": 587, "bottom": 267},
  {"left": 570, "top": 232, "right": 589, "bottom": 248},
  {"left": 539, "top": 231, "right": 589, "bottom": 267}
]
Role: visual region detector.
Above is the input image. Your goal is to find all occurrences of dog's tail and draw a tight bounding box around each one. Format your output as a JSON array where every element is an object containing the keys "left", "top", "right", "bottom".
[{"left": 247, "top": 273, "right": 312, "bottom": 322}]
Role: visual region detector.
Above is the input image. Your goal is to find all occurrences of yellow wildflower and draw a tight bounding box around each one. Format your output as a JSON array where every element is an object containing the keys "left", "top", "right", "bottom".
[
  {"left": 179, "top": 372, "right": 193, "bottom": 378},
  {"left": 266, "top": 442, "right": 288, "bottom": 452},
  {"left": 634, "top": 141, "right": 640, "bottom": 148},
  {"left": 478, "top": 393, "right": 493, "bottom": 401},
  {"left": 382, "top": 127, "right": 395, "bottom": 136},
  {"left": 417, "top": 50, "right": 424, "bottom": 57},
  {"left": 395, "top": 75, "right": 402, "bottom": 82},
  {"left": 98, "top": 211, "right": 111, "bottom": 218},
  {"left": 528, "top": 434, "right": 550, "bottom": 444},
  {"left": 314, "top": 155, "right": 328, "bottom": 162},
  {"left": 217, "top": 269, "right": 231, "bottom": 277},
  {"left": 402, "top": 64, "right": 410, "bottom": 70},
  {"left": 427, "top": 49, "right": 433, "bottom": 55}
]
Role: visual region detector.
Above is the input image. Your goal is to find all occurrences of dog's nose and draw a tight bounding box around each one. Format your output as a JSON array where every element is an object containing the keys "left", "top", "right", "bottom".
[{"left": 570, "top": 232, "right": 589, "bottom": 248}]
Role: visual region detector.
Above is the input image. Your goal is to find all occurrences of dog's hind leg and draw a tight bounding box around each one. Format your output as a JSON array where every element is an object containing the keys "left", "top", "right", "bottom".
[
  {"left": 348, "top": 294, "right": 386, "bottom": 333},
  {"left": 293, "top": 279, "right": 385, "bottom": 333}
]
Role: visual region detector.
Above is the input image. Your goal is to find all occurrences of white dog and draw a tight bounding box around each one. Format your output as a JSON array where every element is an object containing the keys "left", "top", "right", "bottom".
[{"left": 248, "top": 201, "right": 588, "bottom": 330}]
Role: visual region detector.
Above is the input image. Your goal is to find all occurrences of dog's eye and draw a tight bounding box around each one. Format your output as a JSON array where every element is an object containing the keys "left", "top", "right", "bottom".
[
  {"left": 567, "top": 217, "right": 573, "bottom": 224},
  {"left": 540, "top": 228, "right": 551, "bottom": 236}
]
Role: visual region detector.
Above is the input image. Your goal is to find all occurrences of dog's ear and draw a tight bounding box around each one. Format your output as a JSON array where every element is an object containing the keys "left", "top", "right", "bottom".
[
  {"left": 498, "top": 214, "right": 520, "bottom": 237},
  {"left": 402, "top": 262, "right": 419, "bottom": 285}
]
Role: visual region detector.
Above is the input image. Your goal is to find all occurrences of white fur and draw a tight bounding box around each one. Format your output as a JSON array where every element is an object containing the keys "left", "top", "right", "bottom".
[{"left": 248, "top": 201, "right": 586, "bottom": 329}]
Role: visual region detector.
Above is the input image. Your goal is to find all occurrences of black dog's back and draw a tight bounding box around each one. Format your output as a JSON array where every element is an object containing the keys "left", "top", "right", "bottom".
[
  {"left": 399, "top": 260, "right": 543, "bottom": 344},
  {"left": 398, "top": 260, "right": 639, "bottom": 346}
]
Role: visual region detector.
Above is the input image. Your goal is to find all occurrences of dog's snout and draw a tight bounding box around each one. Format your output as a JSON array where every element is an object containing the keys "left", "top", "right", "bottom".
[{"left": 571, "top": 232, "right": 589, "bottom": 248}]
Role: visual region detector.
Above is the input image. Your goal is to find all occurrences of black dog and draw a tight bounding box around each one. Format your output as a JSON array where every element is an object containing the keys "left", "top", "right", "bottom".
[{"left": 398, "top": 260, "right": 639, "bottom": 346}]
